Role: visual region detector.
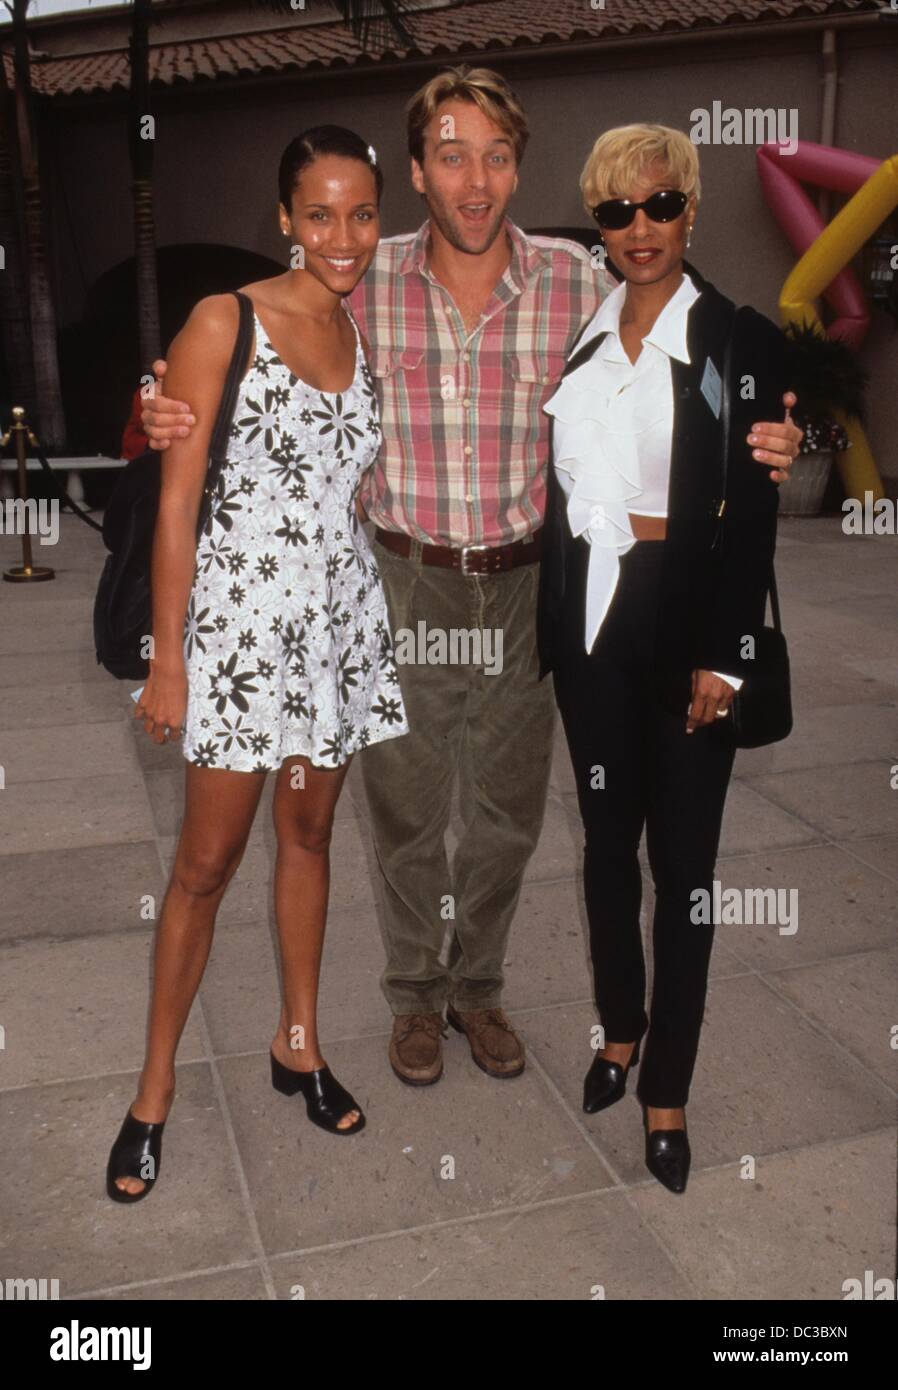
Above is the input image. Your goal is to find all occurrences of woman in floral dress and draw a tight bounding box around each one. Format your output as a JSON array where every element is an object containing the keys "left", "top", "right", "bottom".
[{"left": 107, "top": 127, "right": 408, "bottom": 1202}]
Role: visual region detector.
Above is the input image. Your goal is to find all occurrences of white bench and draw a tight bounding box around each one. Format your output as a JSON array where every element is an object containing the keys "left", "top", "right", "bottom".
[{"left": 0, "top": 456, "right": 125, "bottom": 506}]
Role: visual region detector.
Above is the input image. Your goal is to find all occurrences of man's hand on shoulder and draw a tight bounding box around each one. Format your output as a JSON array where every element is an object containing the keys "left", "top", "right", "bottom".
[{"left": 141, "top": 359, "right": 193, "bottom": 451}]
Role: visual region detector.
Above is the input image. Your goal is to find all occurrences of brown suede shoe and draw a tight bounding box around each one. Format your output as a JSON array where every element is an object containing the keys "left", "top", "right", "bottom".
[
  {"left": 446, "top": 1005, "right": 525, "bottom": 1079},
  {"left": 389, "top": 1012, "right": 448, "bottom": 1086}
]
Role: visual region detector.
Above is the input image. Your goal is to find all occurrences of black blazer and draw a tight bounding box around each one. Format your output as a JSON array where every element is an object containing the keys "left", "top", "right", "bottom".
[{"left": 536, "top": 261, "right": 787, "bottom": 713}]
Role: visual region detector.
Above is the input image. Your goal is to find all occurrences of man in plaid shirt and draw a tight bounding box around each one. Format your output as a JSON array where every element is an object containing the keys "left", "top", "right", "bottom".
[
  {"left": 143, "top": 66, "right": 800, "bottom": 1089},
  {"left": 345, "top": 73, "right": 611, "bottom": 1085},
  {"left": 348, "top": 216, "right": 607, "bottom": 547}
]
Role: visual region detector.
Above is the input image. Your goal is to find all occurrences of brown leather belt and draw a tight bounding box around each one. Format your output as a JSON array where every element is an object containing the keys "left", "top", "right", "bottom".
[{"left": 374, "top": 527, "right": 543, "bottom": 576}]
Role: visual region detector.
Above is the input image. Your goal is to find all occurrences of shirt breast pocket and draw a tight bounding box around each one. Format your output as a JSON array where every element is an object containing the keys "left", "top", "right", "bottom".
[
  {"left": 369, "top": 348, "right": 427, "bottom": 405},
  {"left": 505, "top": 351, "right": 570, "bottom": 450},
  {"left": 509, "top": 352, "right": 569, "bottom": 388}
]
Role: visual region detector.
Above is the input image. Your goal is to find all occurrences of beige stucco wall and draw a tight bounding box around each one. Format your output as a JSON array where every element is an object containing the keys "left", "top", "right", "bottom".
[{"left": 43, "top": 26, "right": 898, "bottom": 481}]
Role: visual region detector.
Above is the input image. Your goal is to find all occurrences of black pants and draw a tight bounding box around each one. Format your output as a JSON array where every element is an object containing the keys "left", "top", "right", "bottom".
[{"left": 552, "top": 536, "right": 735, "bottom": 1107}]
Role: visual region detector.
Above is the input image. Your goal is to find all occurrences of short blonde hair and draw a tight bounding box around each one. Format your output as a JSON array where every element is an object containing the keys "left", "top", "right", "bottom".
[
  {"left": 406, "top": 65, "right": 530, "bottom": 166},
  {"left": 580, "top": 124, "right": 701, "bottom": 213}
]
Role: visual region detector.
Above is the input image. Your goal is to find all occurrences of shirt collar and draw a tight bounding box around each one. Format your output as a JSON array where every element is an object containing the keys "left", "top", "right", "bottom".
[
  {"left": 643, "top": 271, "right": 699, "bottom": 363},
  {"left": 577, "top": 277, "right": 626, "bottom": 356},
  {"left": 398, "top": 217, "right": 550, "bottom": 293},
  {"left": 577, "top": 269, "right": 699, "bottom": 365}
]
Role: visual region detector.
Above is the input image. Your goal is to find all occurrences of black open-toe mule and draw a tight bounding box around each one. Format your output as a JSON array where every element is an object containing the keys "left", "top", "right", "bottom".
[
  {"left": 106, "top": 1107, "right": 165, "bottom": 1203},
  {"left": 270, "top": 1052, "right": 366, "bottom": 1135}
]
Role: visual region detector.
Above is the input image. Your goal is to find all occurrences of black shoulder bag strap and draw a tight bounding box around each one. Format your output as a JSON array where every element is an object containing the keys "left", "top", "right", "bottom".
[
  {"left": 196, "top": 290, "right": 254, "bottom": 537},
  {"left": 717, "top": 305, "right": 782, "bottom": 635}
]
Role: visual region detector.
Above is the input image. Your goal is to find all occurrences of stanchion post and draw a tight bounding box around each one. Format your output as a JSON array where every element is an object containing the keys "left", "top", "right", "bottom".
[{"left": 1, "top": 406, "right": 55, "bottom": 583}]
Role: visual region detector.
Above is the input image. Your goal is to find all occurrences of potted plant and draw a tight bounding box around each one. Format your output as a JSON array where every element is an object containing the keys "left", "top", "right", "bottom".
[{"left": 778, "top": 321, "right": 868, "bottom": 516}]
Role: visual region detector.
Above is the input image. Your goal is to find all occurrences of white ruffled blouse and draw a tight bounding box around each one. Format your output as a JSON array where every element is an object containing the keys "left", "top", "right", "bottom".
[{"left": 544, "top": 271, "right": 742, "bottom": 691}]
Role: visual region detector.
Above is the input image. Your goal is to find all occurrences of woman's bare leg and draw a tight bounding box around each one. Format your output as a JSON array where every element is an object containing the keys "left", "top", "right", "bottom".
[
  {"left": 116, "top": 761, "right": 266, "bottom": 1194},
  {"left": 268, "top": 754, "right": 358, "bottom": 1128}
]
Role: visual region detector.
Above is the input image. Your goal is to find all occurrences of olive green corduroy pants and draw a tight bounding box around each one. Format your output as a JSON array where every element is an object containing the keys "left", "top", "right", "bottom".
[{"left": 360, "top": 537, "right": 556, "bottom": 1015}]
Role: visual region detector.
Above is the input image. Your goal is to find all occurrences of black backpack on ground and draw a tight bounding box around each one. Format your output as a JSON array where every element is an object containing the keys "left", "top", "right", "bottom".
[{"left": 93, "top": 291, "right": 254, "bottom": 680}]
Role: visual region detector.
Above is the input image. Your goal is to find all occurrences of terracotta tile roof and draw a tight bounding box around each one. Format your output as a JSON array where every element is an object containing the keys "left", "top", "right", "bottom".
[{"left": 2, "top": 0, "right": 884, "bottom": 99}]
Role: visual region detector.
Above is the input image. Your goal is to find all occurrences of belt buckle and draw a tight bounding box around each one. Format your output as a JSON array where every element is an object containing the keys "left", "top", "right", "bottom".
[{"left": 459, "top": 543, "right": 489, "bottom": 576}]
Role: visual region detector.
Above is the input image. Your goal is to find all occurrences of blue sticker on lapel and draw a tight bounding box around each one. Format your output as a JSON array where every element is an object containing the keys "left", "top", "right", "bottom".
[{"left": 700, "top": 356, "right": 722, "bottom": 419}]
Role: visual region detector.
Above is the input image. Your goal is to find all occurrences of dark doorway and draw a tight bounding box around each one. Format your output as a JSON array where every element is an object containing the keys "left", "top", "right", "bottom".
[{"left": 59, "top": 243, "right": 283, "bottom": 505}]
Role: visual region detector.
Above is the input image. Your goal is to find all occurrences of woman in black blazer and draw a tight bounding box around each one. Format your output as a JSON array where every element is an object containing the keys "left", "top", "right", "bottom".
[{"left": 537, "top": 124, "right": 795, "bottom": 1193}]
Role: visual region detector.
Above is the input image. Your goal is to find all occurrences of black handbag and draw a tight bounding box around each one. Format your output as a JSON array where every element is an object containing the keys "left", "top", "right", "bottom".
[
  {"left": 718, "top": 312, "right": 793, "bottom": 749},
  {"left": 730, "top": 574, "right": 793, "bottom": 748},
  {"left": 93, "top": 290, "right": 253, "bottom": 680}
]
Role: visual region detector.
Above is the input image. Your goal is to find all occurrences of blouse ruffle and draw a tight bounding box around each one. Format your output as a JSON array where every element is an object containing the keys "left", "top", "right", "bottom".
[{"left": 545, "top": 365, "right": 668, "bottom": 651}]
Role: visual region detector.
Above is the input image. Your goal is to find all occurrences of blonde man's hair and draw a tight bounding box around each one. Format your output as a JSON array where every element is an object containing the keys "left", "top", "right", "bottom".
[
  {"left": 406, "top": 65, "right": 530, "bottom": 166},
  {"left": 580, "top": 124, "right": 701, "bottom": 213}
]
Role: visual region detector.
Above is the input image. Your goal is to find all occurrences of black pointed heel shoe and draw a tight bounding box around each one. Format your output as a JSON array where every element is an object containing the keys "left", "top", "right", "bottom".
[
  {"left": 106, "top": 1107, "right": 166, "bottom": 1204},
  {"left": 270, "top": 1052, "right": 366, "bottom": 1136},
  {"left": 582, "top": 1039, "right": 642, "bottom": 1114},
  {"left": 643, "top": 1108, "right": 690, "bottom": 1194}
]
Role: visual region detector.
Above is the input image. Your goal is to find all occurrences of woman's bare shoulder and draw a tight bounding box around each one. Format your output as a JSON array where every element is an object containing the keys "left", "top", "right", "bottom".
[
  {"left": 183, "top": 292, "right": 242, "bottom": 336},
  {"left": 172, "top": 293, "right": 246, "bottom": 370}
]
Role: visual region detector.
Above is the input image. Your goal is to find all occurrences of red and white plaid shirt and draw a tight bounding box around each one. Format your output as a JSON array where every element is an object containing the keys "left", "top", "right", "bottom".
[{"left": 349, "top": 218, "right": 611, "bottom": 547}]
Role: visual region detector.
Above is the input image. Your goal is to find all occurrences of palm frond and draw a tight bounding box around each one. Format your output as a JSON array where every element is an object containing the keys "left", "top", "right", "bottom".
[
  {"left": 248, "top": 0, "right": 415, "bottom": 50},
  {"left": 783, "top": 321, "right": 869, "bottom": 423}
]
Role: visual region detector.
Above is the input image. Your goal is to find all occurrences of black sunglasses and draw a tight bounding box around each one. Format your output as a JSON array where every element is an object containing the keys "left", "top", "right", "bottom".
[{"left": 591, "top": 189, "right": 689, "bottom": 230}]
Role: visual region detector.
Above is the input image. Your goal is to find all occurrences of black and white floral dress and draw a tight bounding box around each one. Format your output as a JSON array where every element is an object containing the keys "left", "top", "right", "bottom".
[{"left": 181, "top": 305, "right": 409, "bottom": 771}]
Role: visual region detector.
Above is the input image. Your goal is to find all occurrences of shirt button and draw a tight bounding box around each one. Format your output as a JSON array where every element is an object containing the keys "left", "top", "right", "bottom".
[
  {"left": 462, "top": 399, "right": 470, "bottom": 408},
  {"left": 465, "top": 493, "right": 474, "bottom": 503},
  {"left": 542, "top": 375, "right": 551, "bottom": 384},
  {"left": 464, "top": 446, "right": 473, "bottom": 456}
]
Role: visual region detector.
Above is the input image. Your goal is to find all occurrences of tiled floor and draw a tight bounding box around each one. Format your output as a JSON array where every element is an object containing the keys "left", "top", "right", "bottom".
[{"left": 0, "top": 516, "right": 894, "bottom": 1300}]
